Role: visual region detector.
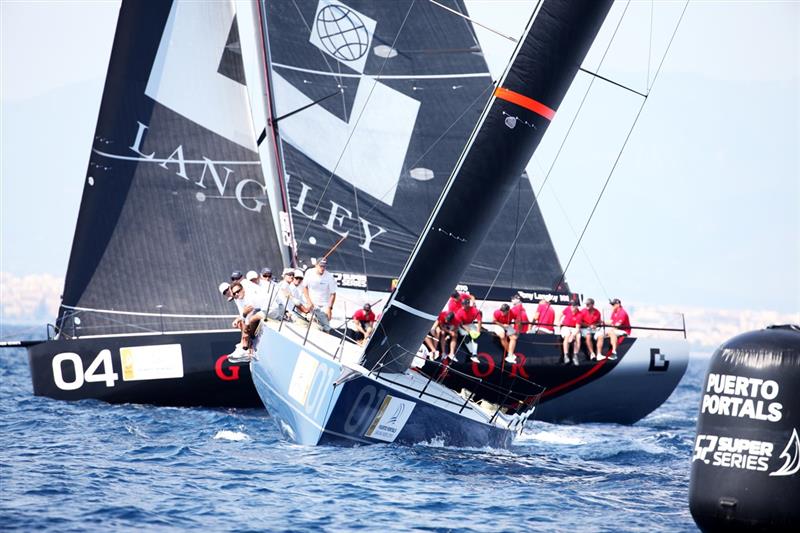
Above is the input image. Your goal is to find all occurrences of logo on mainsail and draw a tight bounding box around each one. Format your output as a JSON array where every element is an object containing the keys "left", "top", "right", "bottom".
[
  {"left": 276, "top": 0, "right": 420, "bottom": 207},
  {"left": 313, "top": 1, "right": 373, "bottom": 67}
]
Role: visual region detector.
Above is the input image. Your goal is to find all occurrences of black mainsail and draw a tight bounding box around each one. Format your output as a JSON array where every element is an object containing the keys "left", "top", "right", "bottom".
[
  {"left": 56, "top": 1, "right": 285, "bottom": 336},
  {"left": 361, "top": 0, "right": 615, "bottom": 372},
  {"left": 262, "top": 0, "right": 567, "bottom": 295}
]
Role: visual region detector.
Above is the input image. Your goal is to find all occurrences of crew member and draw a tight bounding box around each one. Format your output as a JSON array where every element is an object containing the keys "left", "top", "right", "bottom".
[
  {"left": 532, "top": 298, "right": 555, "bottom": 334},
  {"left": 506, "top": 295, "right": 528, "bottom": 363},
  {"left": 560, "top": 300, "right": 580, "bottom": 365},
  {"left": 492, "top": 303, "right": 518, "bottom": 364},
  {"left": 455, "top": 297, "right": 483, "bottom": 363},
  {"left": 226, "top": 280, "right": 266, "bottom": 363},
  {"left": 267, "top": 268, "right": 297, "bottom": 320},
  {"left": 302, "top": 259, "right": 337, "bottom": 332},
  {"left": 596, "top": 298, "right": 630, "bottom": 360},
  {"left": 437, "top": 311, "right": 461, "bottom": 361},
  {"left": 350, "top": 303, "right": 376, "bottom": 345},
  {"left": 578, "top": 298, "right": 601, "bottom": 361}
]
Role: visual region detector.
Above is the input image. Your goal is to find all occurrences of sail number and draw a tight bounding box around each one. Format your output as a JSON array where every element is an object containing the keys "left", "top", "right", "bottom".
[{"left": 52, "top": 350, "right": 119, "bottom": 390}]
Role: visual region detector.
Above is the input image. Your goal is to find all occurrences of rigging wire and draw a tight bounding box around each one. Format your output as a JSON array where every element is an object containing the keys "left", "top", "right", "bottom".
[
  {"left": 554, "top": 0, "right": 690, "bottom": 292},
  {"left": 428, "top": 0, "right": 519, "bottom": 43},
  {"left": 528, "top": 155, "right": 610, "bottom": 300},
  {"left": 295, "top": 0, "right": 418, "bottom": 249}
]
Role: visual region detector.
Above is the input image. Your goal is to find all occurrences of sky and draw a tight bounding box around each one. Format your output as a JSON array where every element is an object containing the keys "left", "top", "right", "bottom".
[{"left": 1, "top": 0, "right": 798, "bottom": 319}]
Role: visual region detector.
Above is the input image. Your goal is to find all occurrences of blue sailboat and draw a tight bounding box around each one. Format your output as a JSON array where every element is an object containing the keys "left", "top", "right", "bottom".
[{"left": 250, "top": 0, "right": 616, "bottom": 446}]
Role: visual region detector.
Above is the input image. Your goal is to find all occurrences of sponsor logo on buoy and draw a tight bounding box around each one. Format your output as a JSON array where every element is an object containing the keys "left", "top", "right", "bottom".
[
  {"left": 701, "top": 373, "right": 783, "bottom": 422},
  {"left": 770, "top": 428, "right": 800, "bottom": 477}
]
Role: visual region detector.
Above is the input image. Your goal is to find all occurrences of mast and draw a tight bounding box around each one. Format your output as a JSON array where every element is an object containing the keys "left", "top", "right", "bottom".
[{"left": 360, "top": 0, "right": 615, "bottom": 372}]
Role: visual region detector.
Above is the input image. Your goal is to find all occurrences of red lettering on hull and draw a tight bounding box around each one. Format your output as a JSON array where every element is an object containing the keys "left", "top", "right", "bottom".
[
  {"left": 215, "top": 355, "right": 240, "bottom": 381},
  {"left": 471, "top": 352, "right": 496, "bottom": 378}
]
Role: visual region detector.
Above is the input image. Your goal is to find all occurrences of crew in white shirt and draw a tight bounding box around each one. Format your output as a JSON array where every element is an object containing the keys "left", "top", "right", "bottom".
[{"left": 302, "top": 259, "right": 337, "bottom": 332}]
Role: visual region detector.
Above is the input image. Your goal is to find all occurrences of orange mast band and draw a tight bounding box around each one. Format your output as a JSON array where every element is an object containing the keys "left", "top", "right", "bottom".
[{"left": 494, "top": 87, "right": 555, "bottom": 121}]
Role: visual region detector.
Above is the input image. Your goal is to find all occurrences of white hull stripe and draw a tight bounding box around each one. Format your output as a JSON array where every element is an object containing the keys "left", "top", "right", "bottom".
[{"left": 391, "top": 301, "right": 438, "bottom": 321}]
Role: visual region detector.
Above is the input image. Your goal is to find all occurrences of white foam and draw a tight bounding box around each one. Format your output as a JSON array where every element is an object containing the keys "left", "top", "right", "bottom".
[
  {"left": 518, "top": 430, "right": 586, "bottom": 446},
  {"left": 213, "top": 430, "right": 250, "bottom": 442}
]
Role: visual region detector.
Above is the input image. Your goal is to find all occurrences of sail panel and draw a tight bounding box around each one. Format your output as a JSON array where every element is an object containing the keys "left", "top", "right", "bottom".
[
  {"left": 57, "top": 0, "right": 285, "bottom": 336},
  {"left": 361, "top": 0, "right": 615, "bottom": 372},
  {"left": 264, "top": 0, "right": 566, "bottom": 291}
]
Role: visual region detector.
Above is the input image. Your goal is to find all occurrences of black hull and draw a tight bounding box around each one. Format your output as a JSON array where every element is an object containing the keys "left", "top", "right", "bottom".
[
  {"left": 27, "top": 329, "right": 687, "bottom": 423},
  {"left": 27, "top": 331, "right": 259, "bottom": 407},
  {"left": 419, "top": 332, "right": 689, "bottom": 424}
]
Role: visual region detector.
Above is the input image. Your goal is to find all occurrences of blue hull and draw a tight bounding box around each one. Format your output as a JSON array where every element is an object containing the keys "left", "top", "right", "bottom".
[{"left": 250, "top": 327, "right": 515, "bottom": 447}]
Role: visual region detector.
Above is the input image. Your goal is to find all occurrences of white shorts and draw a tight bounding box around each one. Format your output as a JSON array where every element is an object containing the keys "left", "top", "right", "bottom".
[
  {"left": 493, "top": 324, "right": 517, "bottom": 337},
  {"left": 458, "top": 324, "right": 480, "bottom": 336},
  {"left": 532, "top": 326, "right": 554, "bottom": 334},
  {"left": 561, "top": 327, "right": 578, "bottom": 339},
  {"left": 581, "top": 327, "right": 598, "bottom": 337},
  {"left": 595, "top": 328, "right": 629, "bottom": 339}
]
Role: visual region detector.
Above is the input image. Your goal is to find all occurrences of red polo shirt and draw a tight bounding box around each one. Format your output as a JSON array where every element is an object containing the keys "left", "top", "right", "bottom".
[
  {"left": 353, "top": 309, "right": 375, "bottom": 323},
  {"left": 456, "top": 306, "right": 481, "bottom": 325},
  {"left": 511, "top": 304, "right": 529, "bottom": 333},
  {"left": 611, "top": 307, "right": 631, "bottom": 335},
  {"left": 579, "top": 307, "right": 601, "bottom": 327},
  {"left": 493, "top": 308, "right": 512, "bottom": 325},
  {"left": 561, "top": 306, "right": 579, "bottom": 327},
  {"left": 535, "top": 303, "right": 555, "bottom": 328}
]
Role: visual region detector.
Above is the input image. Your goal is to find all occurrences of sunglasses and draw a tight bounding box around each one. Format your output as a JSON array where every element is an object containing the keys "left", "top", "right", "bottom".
[{"left": 232, "top": 288, "right": 243, "bottom": 296}]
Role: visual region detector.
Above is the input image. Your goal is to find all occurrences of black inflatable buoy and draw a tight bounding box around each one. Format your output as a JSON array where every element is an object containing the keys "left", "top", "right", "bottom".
[{"left": 689, "top": 324, "right": 800, "bottom": 532}]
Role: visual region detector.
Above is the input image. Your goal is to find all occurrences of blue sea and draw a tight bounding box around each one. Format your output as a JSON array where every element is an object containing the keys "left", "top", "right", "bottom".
[{"left": 0, "top": 326, "right": 708, "bottom": 532}]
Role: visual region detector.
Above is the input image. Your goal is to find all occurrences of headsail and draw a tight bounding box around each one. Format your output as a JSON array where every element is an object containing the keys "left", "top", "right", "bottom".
[
  {"left": 262, "top": 0, "right": 566, "bottom": 294},
  {"left": 57, "top": 1, "right": 284, "bottom": 336},
  {"left": 361, "top": 0, "right": 615, "bottom": 372}
]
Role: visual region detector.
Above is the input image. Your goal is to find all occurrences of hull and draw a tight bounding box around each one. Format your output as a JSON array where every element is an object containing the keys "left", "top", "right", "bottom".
[
  {"left": 27, "top": 329, "right": 687, "bottom": 424},
  {"left": 419, "top": 333, "right": 689, "bottom": 424},
  {"left": 27, "top": 330, "right": 259, "bottom": 407},
  {"left": 250, "top": 326, "right": 516, "bottom": 447}
]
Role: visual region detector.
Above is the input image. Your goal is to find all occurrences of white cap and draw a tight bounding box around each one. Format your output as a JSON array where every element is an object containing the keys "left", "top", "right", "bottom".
[
  {"left": 218, "top": 282, "right": 230, "bottom": 294},
  {"left": 294, "top": 269, "right": 305, "bottom": 278},
  {"left": 283, "top": 267, "right": 295, "bottom": 276},
  {"left": 246, "top": 270, "right": 258, "bottom": 281}
]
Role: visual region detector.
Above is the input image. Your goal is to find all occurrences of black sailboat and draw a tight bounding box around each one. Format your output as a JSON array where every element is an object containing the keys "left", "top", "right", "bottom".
[
  {"left": 249, "top": 0, "right": 616, "bottom": 446},
  {"left": 24, "top": 0, "right": 687, "bottom": 425}
]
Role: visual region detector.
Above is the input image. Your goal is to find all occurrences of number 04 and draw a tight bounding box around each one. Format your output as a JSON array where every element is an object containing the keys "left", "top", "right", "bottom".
[{"left": 52, "top": 350, "right": 119, "bottom": 390}]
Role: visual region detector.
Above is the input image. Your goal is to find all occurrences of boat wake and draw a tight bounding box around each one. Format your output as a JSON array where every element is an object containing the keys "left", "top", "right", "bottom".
[{"left": 518, "top": 429, "right": 586, "bottom": 446}]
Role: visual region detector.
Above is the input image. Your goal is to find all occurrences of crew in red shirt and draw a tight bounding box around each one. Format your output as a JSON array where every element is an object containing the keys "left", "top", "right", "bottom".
[
  {"left": 446, "top": 290, "right": 474, "bottom": 313},
  {"left": 436, "top": 310, "right": 461, "bottom": 361},
  {"left": 532, "top": 298, "right": 555, "bottom": 334},
  {"left": 596, "top": 298, "right": 631, "bottom": 359},
  {"left": 456, "top": 298, "right": 483, "bottom": 363},
  {"left": 506, "top": 295, "right": 529, "bottom": 363},
  {"left": 492, "top": 303, "right": 518, "bottom": 361},
  {"left": 578, "top": 298, "right": 602, "bottom": 361},
  {"left": 559, "top": 300, "right": 580, "bottom": 364},
  {"left": 351, "top": 303, "right": 376, "bottom": 345}
]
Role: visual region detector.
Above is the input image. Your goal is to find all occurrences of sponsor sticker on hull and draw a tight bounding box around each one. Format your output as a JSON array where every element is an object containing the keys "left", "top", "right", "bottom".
[
  {"left": 120, "top": 344, "right": 184, "bottom": 381},
  {"left": 288, "top": 351, "right": 319, "bottom": 406},
  {"left": 365, "top": 395, "right": 415, "bottom": 442}
]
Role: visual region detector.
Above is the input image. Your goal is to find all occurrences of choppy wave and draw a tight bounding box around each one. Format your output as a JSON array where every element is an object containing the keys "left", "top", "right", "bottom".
[{"left": 0, "top": 327, "right": 707, "bottom": 532}]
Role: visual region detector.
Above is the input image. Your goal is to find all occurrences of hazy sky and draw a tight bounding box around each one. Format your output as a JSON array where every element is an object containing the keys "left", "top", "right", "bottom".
[{"left": 1, "top": 0, "right": 798, "bottom": 314}]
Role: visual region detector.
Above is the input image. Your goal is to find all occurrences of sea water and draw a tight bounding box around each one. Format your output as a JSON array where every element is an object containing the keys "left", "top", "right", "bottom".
[{"left": 0, "top": 326, "right": 706, "bottom": 532}]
